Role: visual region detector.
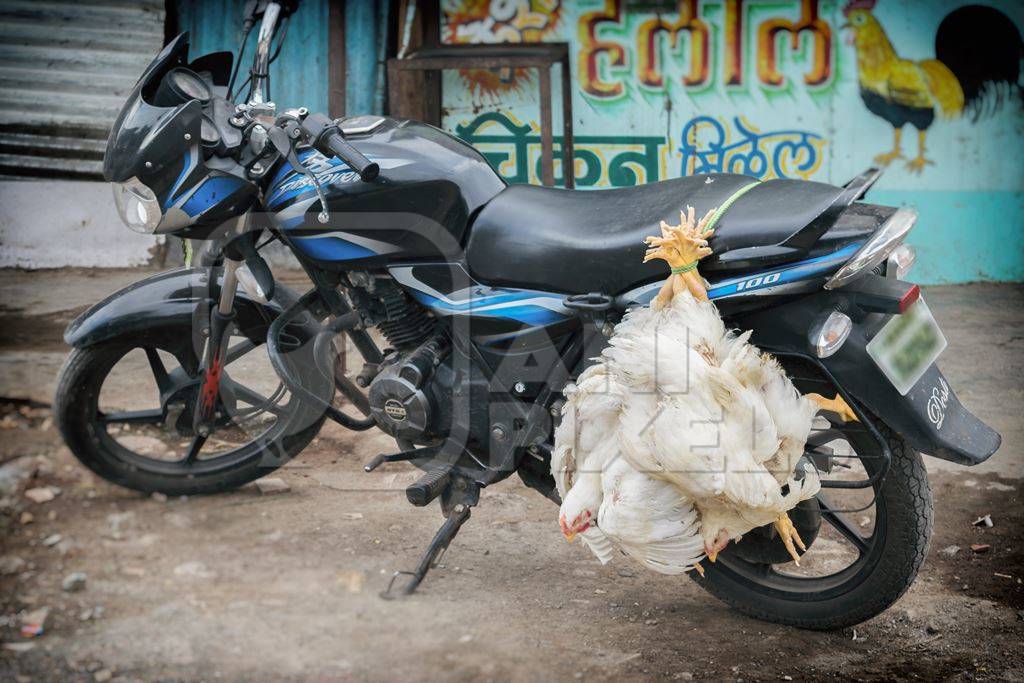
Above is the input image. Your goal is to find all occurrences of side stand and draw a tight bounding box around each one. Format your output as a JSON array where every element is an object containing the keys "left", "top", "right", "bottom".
[
  {"left": 380, "top": 473, "right": 483, "bottom": 602},
  {"left": 380, "top": 503, "right": 472, "bottom": 599}
]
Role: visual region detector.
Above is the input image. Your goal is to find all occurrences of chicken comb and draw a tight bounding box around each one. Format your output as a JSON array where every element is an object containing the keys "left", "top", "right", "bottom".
[{"left": 842, "top": 0, "right": 876, "bottom": 16}]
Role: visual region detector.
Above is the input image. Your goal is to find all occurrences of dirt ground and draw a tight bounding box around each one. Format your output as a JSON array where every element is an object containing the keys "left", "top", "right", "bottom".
[{"left": 1, "top": 269, "right": 1022, "bottom": 682}]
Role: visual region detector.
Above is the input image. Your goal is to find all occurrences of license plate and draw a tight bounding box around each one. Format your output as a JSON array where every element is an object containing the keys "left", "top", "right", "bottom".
[{"left": 866, "top": 297, "right": 947, "bottom": 395}]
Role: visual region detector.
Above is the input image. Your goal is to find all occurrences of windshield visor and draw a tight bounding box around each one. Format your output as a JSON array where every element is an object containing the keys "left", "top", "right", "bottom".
[{"left": 103, "top": 34, "right": 204, "bottom": 186}]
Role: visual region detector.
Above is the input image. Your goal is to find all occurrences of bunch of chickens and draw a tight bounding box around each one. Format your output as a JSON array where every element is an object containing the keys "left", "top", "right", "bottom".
[{"left": 552, "top": 208, "right": 853, "bottom": 574}]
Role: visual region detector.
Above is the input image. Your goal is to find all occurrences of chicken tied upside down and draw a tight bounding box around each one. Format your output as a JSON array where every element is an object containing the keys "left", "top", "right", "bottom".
[{"left": 552, "top": 207, "right": 857, "bottom": 576}]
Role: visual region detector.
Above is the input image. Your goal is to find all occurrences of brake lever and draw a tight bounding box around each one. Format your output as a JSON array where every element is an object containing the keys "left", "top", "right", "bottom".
[{"left": 266, "top": 123, "right": 331, "bottom": 224}]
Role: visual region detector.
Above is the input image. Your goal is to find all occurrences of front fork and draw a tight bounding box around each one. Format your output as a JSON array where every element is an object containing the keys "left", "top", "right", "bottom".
[{"left": 192, "top": 257, "right": 241, "bottom": 436}]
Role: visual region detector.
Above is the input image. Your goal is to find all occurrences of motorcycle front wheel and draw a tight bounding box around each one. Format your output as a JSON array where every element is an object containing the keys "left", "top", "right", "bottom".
[
  {"left": 55, "top": 319, "right": 327, "bottom": 496},
  {"left": 693, "top": 410, "right": 933, "bottom": 630}
]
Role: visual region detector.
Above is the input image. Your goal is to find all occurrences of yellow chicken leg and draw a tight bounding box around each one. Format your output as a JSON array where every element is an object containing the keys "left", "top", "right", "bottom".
[
  {"left": 905, "top": 130, "right": 934, "bottom": 174},
  {"left": 644, "top": 206, "right": 716, "bottom": 308},
  {"left": 873, "top": 127, "right": 904, "bottom": 166},
  {"left": 806, "top": 392, "right": 859, "bottom": 423},
  {"left": 774, "top": 513, "right": 807, "bottom": 565}
]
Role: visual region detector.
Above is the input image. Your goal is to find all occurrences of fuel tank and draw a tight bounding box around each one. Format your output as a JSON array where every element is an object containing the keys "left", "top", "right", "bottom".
[{"left": 265, "top": 116, "right": 505, "bottom": 267}]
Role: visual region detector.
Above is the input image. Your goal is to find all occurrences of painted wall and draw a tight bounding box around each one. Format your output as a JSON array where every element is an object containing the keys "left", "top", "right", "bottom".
[
  {"left": 439, "top": 0, "right": 1024, "bottom": 284},
  {"left": 174, "top": 0, "right": 330, "bottom": 115}
]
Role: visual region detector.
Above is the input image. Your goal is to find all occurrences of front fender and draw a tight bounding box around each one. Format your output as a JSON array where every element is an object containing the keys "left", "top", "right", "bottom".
[
  {"left": 735, "top": 289, "right": 1001, "bottom": 466},
  {"left": 64, "top": 267, "right": 303, "bottom": 350}
]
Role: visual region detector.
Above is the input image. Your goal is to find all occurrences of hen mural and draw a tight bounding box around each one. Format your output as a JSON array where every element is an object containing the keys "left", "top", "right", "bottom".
[{"left": 844, "top": 0, "right": 1023, "bottom": 173}]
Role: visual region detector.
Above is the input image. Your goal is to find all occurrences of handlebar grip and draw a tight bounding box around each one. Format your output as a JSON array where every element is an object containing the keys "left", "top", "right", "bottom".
[{"left": 324, "top": 133, "right": 379, "bottom": 182}]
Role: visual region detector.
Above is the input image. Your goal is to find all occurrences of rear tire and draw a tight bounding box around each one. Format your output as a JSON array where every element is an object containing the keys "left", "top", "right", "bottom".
[{"left": 694, "top": 414, "right": 933, "bottom": 630}]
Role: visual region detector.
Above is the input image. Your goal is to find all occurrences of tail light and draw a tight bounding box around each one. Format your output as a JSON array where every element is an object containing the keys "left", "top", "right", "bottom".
[{"left": 825, "top": 208, "right": 917, "bottom": 290}]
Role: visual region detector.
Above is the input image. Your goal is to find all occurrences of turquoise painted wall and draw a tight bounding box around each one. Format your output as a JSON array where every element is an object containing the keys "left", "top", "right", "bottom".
[
  {"left": 174, "top": 0, "right": 330, "bottom": 115},
  {"left": 439, "top": 0, "right": 1024, "bottom": 284}
]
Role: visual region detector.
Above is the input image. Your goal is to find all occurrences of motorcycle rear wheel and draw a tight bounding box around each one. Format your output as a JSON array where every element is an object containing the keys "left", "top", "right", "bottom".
[{"left": 693, "top": 411, "right": 933, "bottom": 630}]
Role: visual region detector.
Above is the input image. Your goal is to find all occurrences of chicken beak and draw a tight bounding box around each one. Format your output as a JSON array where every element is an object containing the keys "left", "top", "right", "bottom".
[{"left": 565, "top": 531, "right": 577, "bottom": 543}]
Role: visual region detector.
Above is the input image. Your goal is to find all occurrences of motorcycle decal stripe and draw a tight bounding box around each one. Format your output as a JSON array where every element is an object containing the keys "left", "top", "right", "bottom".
[
  {"left": 180, "top": 176, "right": 247, "bottom": 217},
  {"left": 621, "top": 242, "right": 863, "bottom": 306},
  {"left": 408, "top": 290, "right": 568, "bottom": 325},
  {"left": 707, "top": 242, "right": 862, "bottom": 300},
  {"left": 266, "top": 155, "right": 411, "bottom": 209},
  {"left": 389, "top": 264, "right": 570, "bottom": 325},
  {"left": 163, "top": 147, "right": 198, "bottom": 210},
  {"left": 290, "top": 234, "right": 377, "bottom": 261}
]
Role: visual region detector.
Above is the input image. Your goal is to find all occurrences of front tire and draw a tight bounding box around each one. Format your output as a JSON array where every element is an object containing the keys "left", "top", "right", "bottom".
[
  {"left": 55, "top": 329, "right": 326, "bottom": 496},
  {"left": 694, "top": 414, "right": 933, "bottom": 630}
]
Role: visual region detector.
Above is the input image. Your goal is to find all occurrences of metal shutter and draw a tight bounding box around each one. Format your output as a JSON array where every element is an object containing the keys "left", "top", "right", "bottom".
[{"left": 0, "top": 0, "right": 165, "bottom": 180}]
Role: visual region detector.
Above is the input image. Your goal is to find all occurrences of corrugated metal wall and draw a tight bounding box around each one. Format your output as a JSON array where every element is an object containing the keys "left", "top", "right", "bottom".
[
  {"left": 0, "top": 0, "right": 165, "bottom": 180},
  {"left": 174, "top": 0, "right": 329, "bottom": 116}
]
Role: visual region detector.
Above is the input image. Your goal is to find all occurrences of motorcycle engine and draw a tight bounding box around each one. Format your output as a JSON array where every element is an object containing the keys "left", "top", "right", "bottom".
[{"left": 368, "top": 335, "right": 454, "bottom": 442}]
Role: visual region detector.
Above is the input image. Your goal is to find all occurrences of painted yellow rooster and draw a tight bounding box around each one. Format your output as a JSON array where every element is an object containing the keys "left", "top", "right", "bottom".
[{"left": 843, "top": 0, "right": 1023, "bottom": 173}]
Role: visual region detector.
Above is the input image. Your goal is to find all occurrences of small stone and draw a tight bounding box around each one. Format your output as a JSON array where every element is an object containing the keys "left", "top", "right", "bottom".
[
  {"left": 173, "top": 560, "right": 215, "bottom": 578},
  {"left": 458, "top": 634, "right": 473, "bottom": 643},
  {"left": 645, "top": 619, "right": 659, "bottom": 625},
  {"left": 972, "top": 514, "right": 993, "bottom": 528},
  {"left": 336, "top": 570, "right": 364, "bottom": 593},
  {"left": 925, "top": 622, "right": 940, "bottom": 635},
  {"left": 42, "top": 533, "right": 62, "bottom": 547},
  {"left": 939, "top": 545, "right": 961, "bottom": 557},
  {"left": 2, "top": 642, "right": 36, "bottom": 653},
  {"left": 93, "top": 669, "right": 113, "bottom": 682},
  {"left": 19, "top": 511, "right": 33, "bottom": 524},
  {"left": 674, "top": 673, "right": 693, "bottom": 681},
  {"left": 255, "top": 477, "right": 289, "bottom": 494},
  {"left": 24, "top": 487, "right": 56, "bottom": 504},
  {"left": 121, "top": 566, "right": 146, "bottom": 577},
  {"left": 340, "top": 512, "right": 363, "bottom": 520},
  {"left": 106, "top": 511, "right": 136, "bottom": 539},
  {"left": 20, "top": 606, "right": 50, "bottom": 637},
  {"left": 151, "top": 492, "right": 168, "bottom": 503},
  {"left": 62, "top": 572, "right": 87, "bottom": 592},
  {"left": 79, "top": 608, "right": 94, "bottom": 621},
  {"left": 0, "top": 555, "right": 26, "bottom": 575},
  {"left": 782, "top": 677, "right": 793, "bottom": 681},
  {"left": 970, "top": 543, "right": 991, "bottom": 554},
  {"left": 616, "top": 567, "right": 636, "bottom": 578}
]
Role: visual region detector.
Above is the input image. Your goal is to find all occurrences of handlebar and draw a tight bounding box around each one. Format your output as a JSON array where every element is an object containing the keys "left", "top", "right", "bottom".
[{"left": 299, "top": 113, "right": 379, "bottom": 182}]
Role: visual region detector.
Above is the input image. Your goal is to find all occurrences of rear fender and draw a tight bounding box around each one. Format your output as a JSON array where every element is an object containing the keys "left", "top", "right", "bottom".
[{"left": 733, "top": 289, "right": 1001, "bottom": 465}]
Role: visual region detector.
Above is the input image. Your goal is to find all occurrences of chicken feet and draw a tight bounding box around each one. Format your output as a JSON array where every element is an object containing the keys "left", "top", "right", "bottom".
[
  {"left": 774, "top": 512, "right": 807, "bottom": 565},
  {"left": 806, "top": 392, "right": 859, "bottom": 423},
  {"left": 644, "top": 206, "right": 716, "bottom": 307},
  {"left": 873, "top": 127, "right": 904, "bottom": 166},
  {"left": 905, "top": 130, "right": 934, "bottom": 174}
]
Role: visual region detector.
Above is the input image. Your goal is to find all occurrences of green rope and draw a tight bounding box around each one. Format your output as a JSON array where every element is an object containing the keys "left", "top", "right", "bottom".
[
  {"left": 671, "top": 261, "right": 699, "bottom": 274},
  {"left": 183, "top": 239, "right": 193, "bottom": 268},
  {"left": 703, "top": 181, "right": 760, "bottom": 234}
]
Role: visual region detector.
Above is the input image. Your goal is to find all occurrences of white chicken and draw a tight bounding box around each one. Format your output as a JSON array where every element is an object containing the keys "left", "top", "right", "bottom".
[{"left": 552, "top": 207, "right": 856, "bottom": 573}]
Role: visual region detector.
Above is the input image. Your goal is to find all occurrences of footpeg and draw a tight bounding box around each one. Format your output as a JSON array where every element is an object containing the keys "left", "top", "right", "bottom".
[{"left": 406, "top": 464, "right": 451, "bottom": 507}]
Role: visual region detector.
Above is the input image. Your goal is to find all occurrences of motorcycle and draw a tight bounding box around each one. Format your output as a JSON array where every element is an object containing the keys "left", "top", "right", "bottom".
[{"left": 55, "top": 0, "right": 1000, "bottom": 629}]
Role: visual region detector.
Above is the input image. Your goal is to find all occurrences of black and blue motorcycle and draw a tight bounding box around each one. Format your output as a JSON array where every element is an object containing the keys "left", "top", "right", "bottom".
[{"left": 55, "top": 1, "right": 999, "bottom": 628}]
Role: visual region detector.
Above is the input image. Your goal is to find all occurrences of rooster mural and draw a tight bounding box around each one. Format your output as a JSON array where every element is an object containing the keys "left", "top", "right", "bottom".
[{"left": 843, "top": 1, "right": 1023, "bottom": 173}]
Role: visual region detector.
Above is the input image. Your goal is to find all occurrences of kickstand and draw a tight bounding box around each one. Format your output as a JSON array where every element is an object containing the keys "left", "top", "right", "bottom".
[{"left": 380, "top": 504, "right": 472, "bottom": 600}]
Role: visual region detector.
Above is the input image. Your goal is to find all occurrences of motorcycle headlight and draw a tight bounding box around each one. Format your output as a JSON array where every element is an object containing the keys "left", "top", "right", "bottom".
[{"left": 112, "top": 177, "right": 162, "bottom": 234}]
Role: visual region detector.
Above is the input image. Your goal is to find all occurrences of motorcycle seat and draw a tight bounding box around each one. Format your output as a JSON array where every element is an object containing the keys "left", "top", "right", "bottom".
[{"left": 464, "top": 174, "right": 848, "bottom": 295}]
